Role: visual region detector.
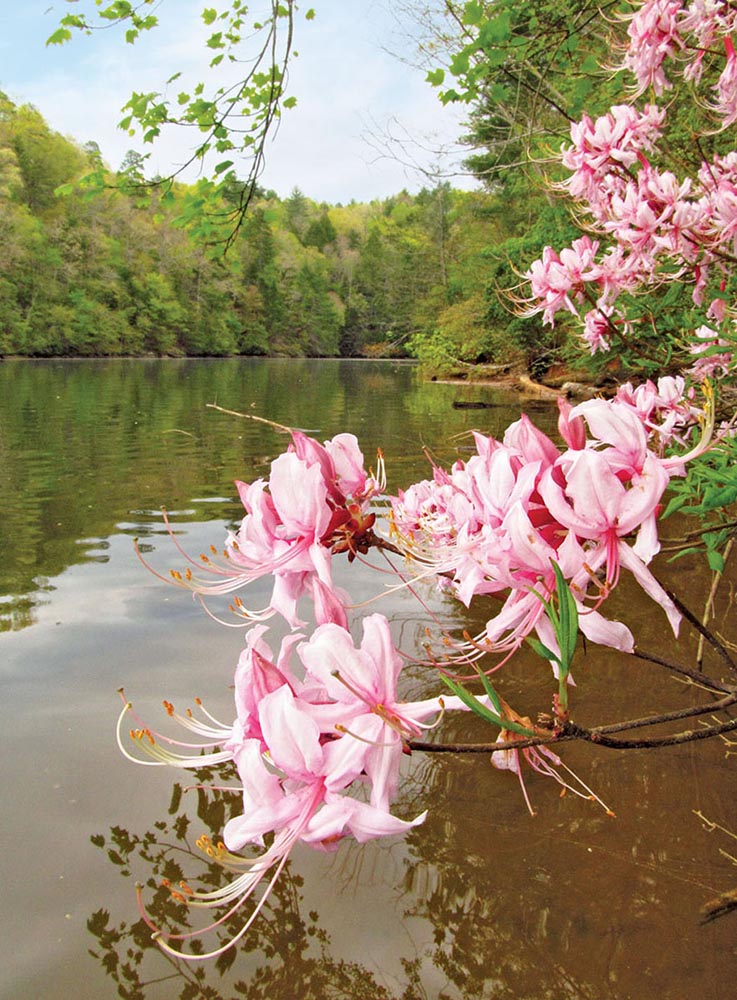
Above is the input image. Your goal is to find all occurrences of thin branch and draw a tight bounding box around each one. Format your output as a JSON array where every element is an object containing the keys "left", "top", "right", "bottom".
[
  {"left": 698, "top": 538, "right": 734, "bottom": 667},
  {"left": 409, "top": 688, "right": 737, "bottom": 754},
  {"left": 665, "top": 586, "right": 737, "bottom": 674},
  {"left": 661, "top": 518, "right": 737, "bottom": 546}
]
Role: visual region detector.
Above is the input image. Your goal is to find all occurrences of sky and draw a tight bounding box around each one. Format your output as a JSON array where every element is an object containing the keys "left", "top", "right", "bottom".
[{"left": 0, "top": 0, "right": 479, "bottom": 204}]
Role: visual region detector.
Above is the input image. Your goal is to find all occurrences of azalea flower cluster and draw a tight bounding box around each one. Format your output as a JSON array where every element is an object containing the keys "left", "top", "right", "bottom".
[
  {"left": 123, "top": 383, "right": 713, "bottom": 957},
  {"left": 118, "top": 7, "right": 737, "bottom": 958},
  {"left": 143, "top": 430, "right": 384, "bottom": 628},
  {"left": 523, "top": 0, "right": 737, "bottom": 362},
  {"left": 390, "top": 381, "right": 703, "bottom": 666},
  {"left": 121, "top": 611, "right": 469, "bottom": 959}
]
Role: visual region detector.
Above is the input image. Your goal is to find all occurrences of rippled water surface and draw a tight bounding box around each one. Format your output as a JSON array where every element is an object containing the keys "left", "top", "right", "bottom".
[{"left": 2, "top": 358, "right": 736, "bottom": 1000}]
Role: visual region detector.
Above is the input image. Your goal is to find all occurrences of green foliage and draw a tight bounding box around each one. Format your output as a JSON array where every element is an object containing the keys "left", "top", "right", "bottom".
[
  {"left": 527, "top": 562, "right": 579, "bottom": 714},
  {"left": 664, "top": 432, "right": 737, "bottom": 573},
  {"left": 0, "top": 96, "right": 531, "bottom": 362},
  {"left": 417, "top": 1, "right": 635, "bottom": 373},
  {"left": 431, "top": 0, "right": 626, "bottom": 179}
]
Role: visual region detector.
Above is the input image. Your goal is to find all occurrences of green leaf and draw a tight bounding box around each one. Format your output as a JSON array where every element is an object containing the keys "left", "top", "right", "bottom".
[
  {"left": 441, "top": 674, "right": 503, "bottom": 727},
  {"left": 581, "top": 54, "right": 599, "bottom": 73},
  {"left": 214, "top": 159, "right": 234, "bottom": 174},
  {"left": 46, "top": 27, "right": 73, "bottom": 46},
  {"left": 305, "top": 8, "right": 316, "bottom": 19},
  {"left": 662, "top": 492, "right": 689, "bottom": 517},
  {"left": 474, "top": 668, "right": 503, "bottom": 715},
  {"left": 283, "top": 95, "right": 297, "bottom": 109},
  {"left": 450, "top": 49, "right": 471, "bottom": 77},
  {"left": 426, "top": 68, "right": 445, "bottom": 87},
  {"left": 707, "top": 549, "right": 725, "bottom": 573},
  {"left": 478, "top": 11, "right": 512, "bottom": 47},
  {"left": 463, "top": 2, "right": 485, "bottom": 27},
  {"left": 440, "top": 675, "right": 535, "bottom": 736},
  {"left": 527, "top": 636, "right": 560, "bottom": 664},
  {"left": 552, "top": 561, "right": 578, "bottom": 667},
  {"left": 202, "top": 7, "right": 217, "bottom": 25}
]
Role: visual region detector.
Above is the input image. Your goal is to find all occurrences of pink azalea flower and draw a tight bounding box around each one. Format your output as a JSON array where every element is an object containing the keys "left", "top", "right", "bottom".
[
  {"left": 143, "top": 689, "right": 425, "bottom": 962},
  {"left": 299, "top": 614, "right": 465, "bottom": 811},
  {"left": 138, "top": 430, "right": 384, "bottom": 627},
  {"left": 622, "top": 0, "right": 685, "bottom": 95},
  {"left": 712, "top": 36, "right": 737, "bottom": 127},
  {"left": 539, "top": 449, "right": 680, "bottom": 633}
]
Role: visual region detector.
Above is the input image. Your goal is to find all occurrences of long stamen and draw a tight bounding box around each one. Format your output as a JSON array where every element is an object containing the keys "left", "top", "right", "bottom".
[
  {"left": 152, "top": 853, "right": 290, "bottom": 961},
  {"left": 335, "top": 722, "right": 399, "bottom": 747}
]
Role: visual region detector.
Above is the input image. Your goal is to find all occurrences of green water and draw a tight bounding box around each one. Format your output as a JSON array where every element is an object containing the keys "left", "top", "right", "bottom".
[{"left": 1, "top": 358, "right": 735, "bottom": 1000}]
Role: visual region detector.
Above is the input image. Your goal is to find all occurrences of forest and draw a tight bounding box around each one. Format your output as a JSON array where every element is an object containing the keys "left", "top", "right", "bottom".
[{"left": 0, "top": 90, "right": 525, "bottom": 366}]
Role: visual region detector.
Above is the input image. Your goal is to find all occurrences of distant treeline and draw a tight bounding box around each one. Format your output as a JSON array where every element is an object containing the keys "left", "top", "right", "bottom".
[{"left": 1, "top": 91, "right": 548, "bottom": 365}]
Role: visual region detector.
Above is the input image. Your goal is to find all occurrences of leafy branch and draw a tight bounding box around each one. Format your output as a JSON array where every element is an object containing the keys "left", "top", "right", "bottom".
[{"left": 47, "top": 1, "right": 312, "bottom": 250}]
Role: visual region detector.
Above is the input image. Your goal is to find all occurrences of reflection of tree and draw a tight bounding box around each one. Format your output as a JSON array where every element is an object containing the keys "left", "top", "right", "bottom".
[
  {"left": 1, "top": 359, "right": 486, "bottom": 631},
  {"left": 89, "top": 772, "right": 413, "bottom": 1000},
  {"left": 393, "top": 726, "right": 737, "bottom": 1000}
]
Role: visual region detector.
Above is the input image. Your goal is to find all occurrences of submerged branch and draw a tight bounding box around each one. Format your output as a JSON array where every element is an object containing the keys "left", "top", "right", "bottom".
[
  {"left": 633, "top": 647, "right": 734, "bottom": 692},
  {"left": 665, "top": 586, "right": 737, "bottom": 674}
]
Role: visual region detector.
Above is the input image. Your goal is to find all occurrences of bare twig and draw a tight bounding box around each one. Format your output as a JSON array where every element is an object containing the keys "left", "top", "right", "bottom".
[{"left": 698, "top": 538, "right": 734, "bottom": 667}]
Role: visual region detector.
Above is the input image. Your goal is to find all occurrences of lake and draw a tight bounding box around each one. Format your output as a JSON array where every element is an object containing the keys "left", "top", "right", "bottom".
[{"left": 2, "top": 357, "right": 736, "bottom": 1000}]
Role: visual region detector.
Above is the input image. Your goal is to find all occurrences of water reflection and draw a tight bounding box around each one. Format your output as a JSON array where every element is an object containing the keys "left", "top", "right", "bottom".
[
  {"left": 91, "top": 728, "right": 737, "bottom": 1000},
  {"left": 89, "top": 776, "right": 412, "bottom": 1000}
]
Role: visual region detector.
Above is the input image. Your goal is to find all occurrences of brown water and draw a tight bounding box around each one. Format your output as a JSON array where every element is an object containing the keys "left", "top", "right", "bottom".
[{"left": 2, "top": 358, "right": 736, "bottom": 1000}]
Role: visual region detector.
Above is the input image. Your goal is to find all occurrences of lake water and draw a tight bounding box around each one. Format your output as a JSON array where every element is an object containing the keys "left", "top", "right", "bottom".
[{"left": 2, "top": 358, "right": 736, "bottom": 1000}]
